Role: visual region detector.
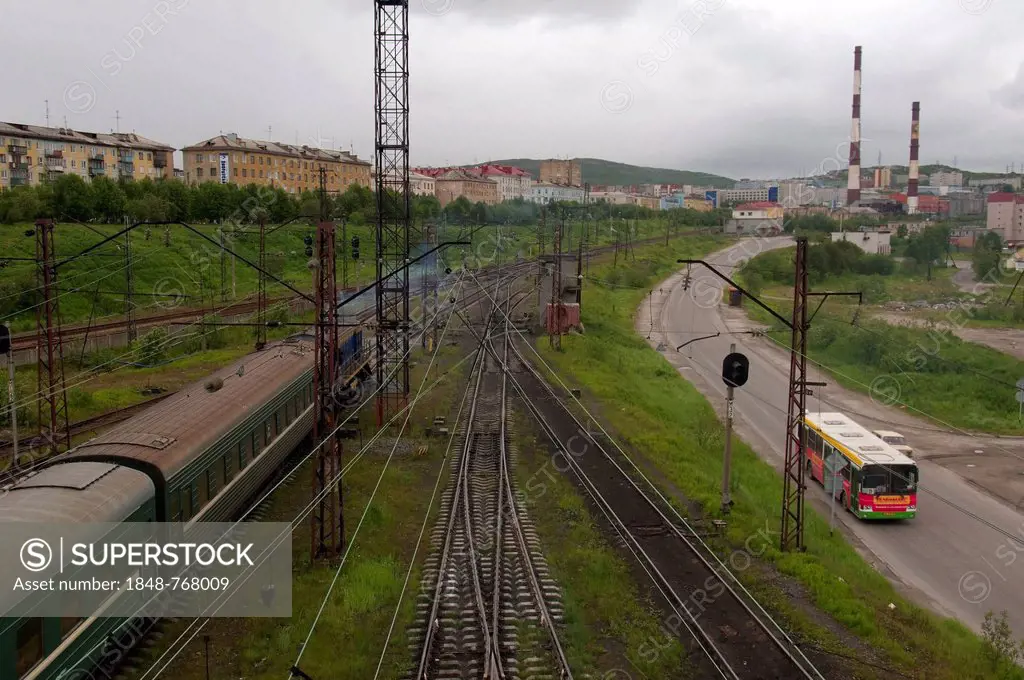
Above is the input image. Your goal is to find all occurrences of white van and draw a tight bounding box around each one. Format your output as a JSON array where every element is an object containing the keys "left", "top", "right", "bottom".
[{"left": 873, "top": 430, "right": 914, "bottom": 458}]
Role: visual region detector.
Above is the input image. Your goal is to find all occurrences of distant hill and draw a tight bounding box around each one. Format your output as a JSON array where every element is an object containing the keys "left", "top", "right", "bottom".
[
  {"left": 830, "top": 165, "right": 1021, "bottom": 184},
  {"left": 464, "top": 158, "right": 734, "bottom": 188}
]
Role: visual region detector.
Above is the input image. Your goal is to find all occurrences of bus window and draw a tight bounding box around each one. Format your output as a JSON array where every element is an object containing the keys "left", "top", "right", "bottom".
[
  {"left": 16, "top": 618, "right": 43, "bottom": 677},
  {"left": 860, "top": 467, "right": 888, "bottom": 494}
]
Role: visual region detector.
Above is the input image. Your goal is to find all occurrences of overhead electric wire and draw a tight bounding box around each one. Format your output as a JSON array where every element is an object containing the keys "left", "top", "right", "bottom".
[
  {"left": 465, "top": 268, "right": 827, "bottom": 680},
  {"left": 132, "top": 269, "right": 503, "bottom": 680}
]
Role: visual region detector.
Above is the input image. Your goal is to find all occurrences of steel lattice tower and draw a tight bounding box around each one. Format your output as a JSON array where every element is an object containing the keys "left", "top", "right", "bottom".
[
  {"left": 312, "top": 168, "right": 343, "bottom": 558},
  {"left": 34, "top": 219, "right": 70, "bottom": 456},
  {"left": 780, "top": 237, "right": 809, "bottom": 552},
  {"left": 374, "top": 0, "right": 411, "bottom": 426}
]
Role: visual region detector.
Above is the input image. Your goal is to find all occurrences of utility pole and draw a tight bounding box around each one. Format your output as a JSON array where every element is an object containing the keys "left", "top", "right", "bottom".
[
  {"left": 124, "top": 216, "right": 136, "bottom": 344},
  {"left": 1, "top": 325, "right": 15, "bottom": 463},
  {"left": 255, "top": 214, "right": 267, "bottom": 351},
  {"left": 549, "top": 212, "right": 563, "bottom": 351},
  {"left": 312, "top": 167, "right": 343, "bottom": 559},
  {"left": 780, "top": 238, "right": 810, "bottom": 552},
  {"left": 219, "top": 228, "right": 228, "bottom": 303},
  {"left": 34, "top": 219, "right": 70, "bottom": 456}
]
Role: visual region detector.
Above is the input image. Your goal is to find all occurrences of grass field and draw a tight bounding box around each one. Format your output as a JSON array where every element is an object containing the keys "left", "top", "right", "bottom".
[
  {"left": 511, "top": 408, "right": 690, "bottom": 678},
  {"left": 536, "top": 237, "right": 1024, "bottom": 679}
]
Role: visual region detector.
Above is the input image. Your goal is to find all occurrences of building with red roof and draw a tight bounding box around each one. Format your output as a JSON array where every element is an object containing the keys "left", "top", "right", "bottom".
[{"left": 473, "top": 164, "right": 532, "bottom": 201}]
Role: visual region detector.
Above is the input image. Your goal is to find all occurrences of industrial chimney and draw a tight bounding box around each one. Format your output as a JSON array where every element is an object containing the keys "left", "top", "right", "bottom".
[
  {"left": 847, "top": 46, "right": 863, "bottom": 206},
  {"left": 908, "top": 101, "right": 920, "bottom": 216}
]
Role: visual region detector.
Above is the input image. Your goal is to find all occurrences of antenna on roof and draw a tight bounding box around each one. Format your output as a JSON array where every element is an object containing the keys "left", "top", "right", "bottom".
[
  {"left": 45, "top": 100, "right": 49, "bottom": 127},
  {"left": 114, "top": 110, "right": 121, "bottom": 134},
  {"left": 268, "top": 125, "right": 272, "bottom": 141},
  {"left": 63, "top": 116, "right": 68, "bottom": 129}
]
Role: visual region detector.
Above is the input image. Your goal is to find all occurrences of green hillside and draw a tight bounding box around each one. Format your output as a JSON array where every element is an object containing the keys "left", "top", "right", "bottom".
[{"left": 469, "top": 158, "right": 733, "bottom": 188}]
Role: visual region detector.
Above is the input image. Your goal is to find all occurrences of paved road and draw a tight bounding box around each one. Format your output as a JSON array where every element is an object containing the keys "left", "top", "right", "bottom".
[{"left": 644, "top": 238, "right": 1024, "bottom": 635}]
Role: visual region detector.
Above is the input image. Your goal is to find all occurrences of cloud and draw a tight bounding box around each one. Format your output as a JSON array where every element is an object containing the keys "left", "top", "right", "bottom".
[
  {"left": 4, "top": 0, "right": 1024, "bottom": 179},
  {"left": 993, "top": 62, "right": 1024, "bottom": 111}
]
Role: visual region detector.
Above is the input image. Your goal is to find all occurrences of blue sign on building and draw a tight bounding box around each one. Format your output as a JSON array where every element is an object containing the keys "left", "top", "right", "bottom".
[
  {"left": 768, "top": 186, "right": 779, "bottom": 203},
  {"left": 705, "top": 190, "right": 718, "bottom": 208}
]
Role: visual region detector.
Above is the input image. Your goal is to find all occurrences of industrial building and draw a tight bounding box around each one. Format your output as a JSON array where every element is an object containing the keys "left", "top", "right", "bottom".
[
  {"left": 831, "top": 230, "right": 892, "bottom": 255},
  {"left": 181, "top": 133, "right": 371, "bottom": 194},
  {"left": 986, "top": 192, "right": 1024, "bottom": 244},
  {"left": 0, "top": 122, "right": 174, "bottom": 188}
]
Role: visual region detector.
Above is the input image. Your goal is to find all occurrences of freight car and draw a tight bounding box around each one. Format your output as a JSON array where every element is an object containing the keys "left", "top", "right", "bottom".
[{"left": 0, "top": 329, "right": 367, "bottom": 680}]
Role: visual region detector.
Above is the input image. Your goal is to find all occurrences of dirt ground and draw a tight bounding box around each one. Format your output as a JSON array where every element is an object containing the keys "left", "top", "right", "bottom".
[{"left": 873, "top": 310, "right": 1024, "bottom": 361}]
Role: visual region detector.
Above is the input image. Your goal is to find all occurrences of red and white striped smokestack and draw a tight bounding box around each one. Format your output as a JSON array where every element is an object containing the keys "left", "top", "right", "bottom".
[
  {"left": 847, "top": 46, "right": 863, "bottom": 206},
  {"left": 908, "top": 101, "right": 920, "bottom": 215}
]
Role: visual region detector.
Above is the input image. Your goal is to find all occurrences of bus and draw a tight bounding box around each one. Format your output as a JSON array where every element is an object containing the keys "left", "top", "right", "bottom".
[{"left": 804, "top": 412, "right": 918, "bottom": 520}]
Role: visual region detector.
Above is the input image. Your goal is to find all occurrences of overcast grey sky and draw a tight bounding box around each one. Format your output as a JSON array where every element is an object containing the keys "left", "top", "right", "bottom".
[{"left": 4, "top": 0, "right": 1023, "bottom": 179}]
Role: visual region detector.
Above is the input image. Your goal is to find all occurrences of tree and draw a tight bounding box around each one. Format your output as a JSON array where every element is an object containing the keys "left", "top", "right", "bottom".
[
  {"left": 897, "top": 224, "right": 908, "bottom": 239},
  {"left": 91, "top": 176, "right": 127, "bottom": 223},
  {"left": 904, "top": 224, "right": 950, "bottom": 280},
  {"left": 127, "top": 194, "right": 171, "bottom": 222},
  {"left": 1002, "top": 184, "right": 1016, "bottom": 194},
  {"left": 973, "top": 230, "right": 1004, "bottom": 281},
  {"left": 51, "top": 174, "right": 94, "bottom": 221}
]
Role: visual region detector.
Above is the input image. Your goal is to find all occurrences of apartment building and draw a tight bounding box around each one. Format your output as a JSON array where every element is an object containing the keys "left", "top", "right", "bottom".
[
  {"left": 0, "top": 122, "right": 173, "bottom": 189},
  {"left": 539, "top": 159, "right": 582, "bottom": 187},
  {"left": 527, "top": 182, "right": 584, "bottom": 204},
  {"left": 475, "top": 164, "right": 532, "bottom": 201},
  {"left": 371, "top": 167, "right": 436, "bottom": 196},
  {"left": 928, "top": 170, "right": 963, "bottom": 187},
  {"left": 987, "top": 192, "right": 1024, "bottom": 244},
  {"left": 434, "top": 169, "right": 499, "bottom": 207},
  {"left": 182, "top": 133, "right": 371, "bottom": 194}
]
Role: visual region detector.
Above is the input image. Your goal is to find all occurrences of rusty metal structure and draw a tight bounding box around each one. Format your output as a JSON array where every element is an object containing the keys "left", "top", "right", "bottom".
[
  {"left": 549, "top": 214, "right": 563, "bottom": 351},
  {"left": 374, "top": 0, "right": 411, "bottom": 427},
  {"left": 255, "top": 214, "right": 268, "bottom": 351},
  {"left": 780, "top": 237, "right": 809, "bottom": 552},
  {"left": 34, "top": 219, "right": 70, "bottom": 455},
  {"left": 311, "top": 168, "right": 343, "bottom": 558}
]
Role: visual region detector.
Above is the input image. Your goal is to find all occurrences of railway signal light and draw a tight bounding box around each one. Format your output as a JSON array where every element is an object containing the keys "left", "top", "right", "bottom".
[
  {"left": 722, "top": 351, "right": 749, "bottom": 388},
  {"left": 351, "top": 236, "right": 360, "bottom": 261}
]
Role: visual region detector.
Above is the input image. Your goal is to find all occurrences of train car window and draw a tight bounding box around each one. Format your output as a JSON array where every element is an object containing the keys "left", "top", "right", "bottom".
[
  {"left": 239, "top": 439, "right": 248, "bottom": 470},
  {"left": 264, "top": 420, "right": 272, "bottom": 448},
  {"left": 253, "top": 430, "right": 260, "bottom": 455},
  {"left": 16, "top": 617, "right": 43, "bottom": 677},
  {"left": 197, "top": 473, "right": 209, "bottom": 508},
  {"left": 284, "top": 401, "right": 291, "bottom": 425},
  {"left": 275, "top": 412, "right": 280, "bottom": 435},
  {"left": 224, "top": 452, "right": 233, "bottom": 485},
  {"left": 169, "top": 491, "right": 181, "bottom": 522},
  {"left": 60, "top": 617, "right": 83, "bottom": 639},
  {"left": 209, "top": 462, "right": 223, "bottom": 497}
]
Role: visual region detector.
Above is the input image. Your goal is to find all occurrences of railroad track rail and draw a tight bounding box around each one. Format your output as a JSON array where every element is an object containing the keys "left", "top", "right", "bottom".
[
  {"left": 502, "top": 334, "right": 825, "bottom": 680},
  {"left": 410, "top": 280, "right": 572, "bottom": 680}
]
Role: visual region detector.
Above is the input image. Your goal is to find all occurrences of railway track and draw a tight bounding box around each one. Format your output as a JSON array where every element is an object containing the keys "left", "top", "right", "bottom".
[
  {"left": 500, "top": 331, "right": 825, "bottom": 680},
  {"left": 410, "top": 281, "right": 572, "bottom": 680}
]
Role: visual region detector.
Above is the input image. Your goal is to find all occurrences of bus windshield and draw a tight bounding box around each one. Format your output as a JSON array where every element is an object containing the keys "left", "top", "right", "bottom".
[{"left": 860, "top": 464, "right": 917, "bottom": 495}]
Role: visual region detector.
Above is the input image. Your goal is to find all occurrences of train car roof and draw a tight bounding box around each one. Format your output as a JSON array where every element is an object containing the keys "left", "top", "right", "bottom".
[
  {"left": 64, "top": 337, "right": 314, "bottom": 480},
  {"left": 805, "top": 412, "right": 916, "bottom": 468},
  {"left": 0, "top": 461, "right": 153, "bottom": 523}
]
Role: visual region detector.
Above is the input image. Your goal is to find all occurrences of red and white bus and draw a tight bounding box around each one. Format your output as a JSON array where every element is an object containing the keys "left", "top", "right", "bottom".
[{"left": 804, "top": 411, "right": 918, "bottom": 520}]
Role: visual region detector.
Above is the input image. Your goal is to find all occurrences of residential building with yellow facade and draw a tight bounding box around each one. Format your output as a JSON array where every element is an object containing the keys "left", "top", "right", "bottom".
[
  {"left": 182, "top": 133, "right": 371, "bottom": 194},
  {"left": 0, "top": 122, "right": 173, "bottom": 189}
]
